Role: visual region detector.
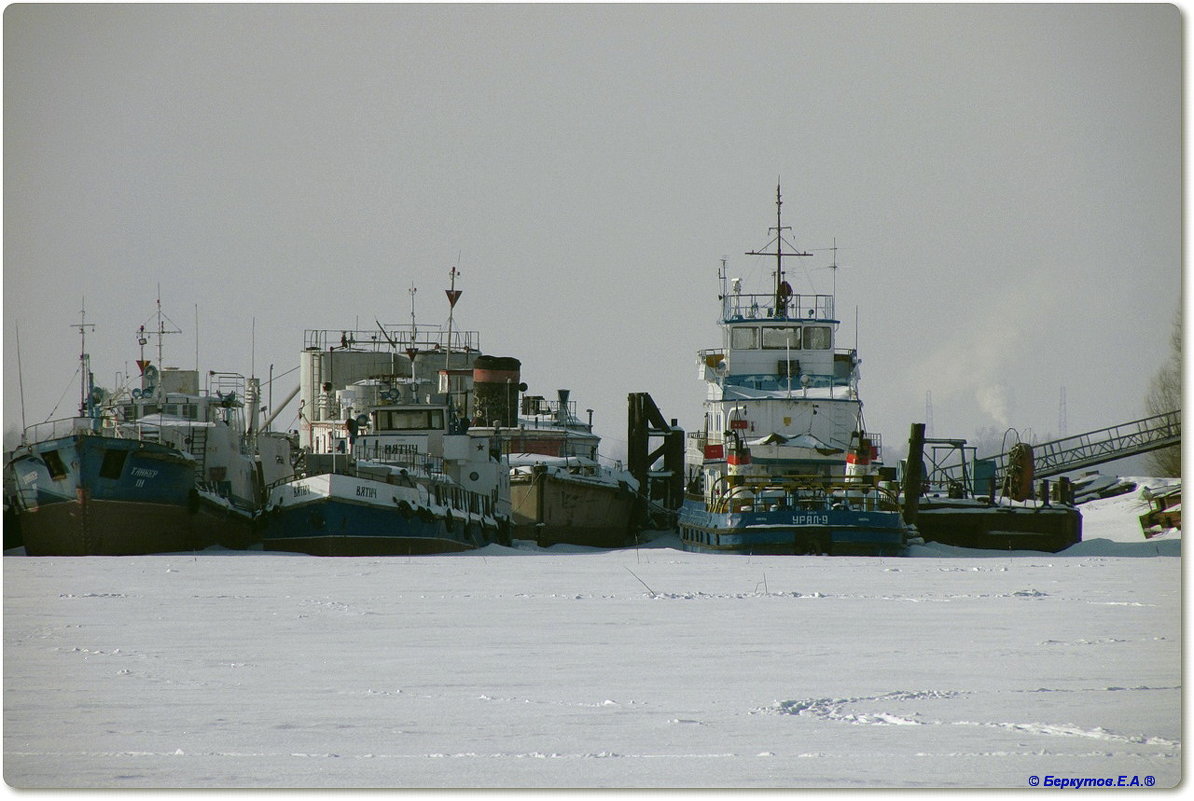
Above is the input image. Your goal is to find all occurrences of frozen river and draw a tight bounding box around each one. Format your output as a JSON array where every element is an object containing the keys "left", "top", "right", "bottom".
[{"left": 3, "top": 484, "right": 1181, "bottom": 789}]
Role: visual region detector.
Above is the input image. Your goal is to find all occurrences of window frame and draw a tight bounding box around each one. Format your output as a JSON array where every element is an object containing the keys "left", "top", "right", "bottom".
[
  {"left": 760, "top": 325, "right": 802, "bottom": 350},
  {"left": 803, "top": 325, "right": 832, "bottom": 350}
]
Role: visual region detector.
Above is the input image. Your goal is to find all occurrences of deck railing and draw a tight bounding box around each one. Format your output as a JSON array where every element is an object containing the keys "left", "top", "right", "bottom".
[
  {"left": 723, "top": 291, "right": 835, "bottom": 322},
  {"left": 706, "top": 475, "right": 901, "bottom": 515},
  {"left": 20, "top": 417, "right": 96, "bottom": 444},
  {"left": 350, "top": 441, "right": 444, "bottom": 475},
  {"left": 305, "top": 326, "right": 481, "bottom": 354},
  {"left": 687, "top": 430, "right": 880, "bottom": 458}
]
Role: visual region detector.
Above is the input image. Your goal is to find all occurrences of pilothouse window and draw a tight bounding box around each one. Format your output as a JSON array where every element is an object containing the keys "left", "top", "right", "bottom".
[
  {"left": 374, "top": 409, "right": 446, "bottom": 432},
  {"left": 761, "top": 326, "right": 801, "bottom": 350},
  {"left": 731, "top": 327, "right": 758, "bottom": 349},
  {"left": 804, "top": 326, "right": 832, "bottom": 350},
  {"left": 163, "top": 404, "right": 198, "bottom": 419}
]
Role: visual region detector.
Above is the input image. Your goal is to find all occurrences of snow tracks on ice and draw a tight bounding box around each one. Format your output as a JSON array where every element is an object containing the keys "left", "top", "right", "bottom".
[{"left": 761, "top": 686, "right": 1181, "bottom": 750}]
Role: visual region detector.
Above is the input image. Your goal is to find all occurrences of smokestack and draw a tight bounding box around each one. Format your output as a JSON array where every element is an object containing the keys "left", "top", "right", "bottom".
[
  {"left": 557, "top": 389, "right": 570, "bottom": 424},
  {"left": 471, "top": 355, "right": 522, "bottom": 427}
]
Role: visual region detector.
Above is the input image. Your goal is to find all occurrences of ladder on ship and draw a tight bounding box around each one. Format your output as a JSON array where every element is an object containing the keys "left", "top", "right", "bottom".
[
  {"left": 937, "top": 409, "right": 1180, "bottom": 486},
  {"left": 187, "top": 427, "right": 208, "bottom": 473}
]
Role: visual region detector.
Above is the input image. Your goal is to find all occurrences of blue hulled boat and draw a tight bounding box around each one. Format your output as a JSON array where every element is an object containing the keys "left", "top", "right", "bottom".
[
  {"left": 6, "top": 307, "right": 202, "bottom": 555},
  {"left": 8, "top": 430, "right": 199, "bottom": 555},
  {"left": 6, "top": 302, "right": 292, "bottom": 554},
  {"left": 677, "top": 187, "right": 909, "bottom": 556}
]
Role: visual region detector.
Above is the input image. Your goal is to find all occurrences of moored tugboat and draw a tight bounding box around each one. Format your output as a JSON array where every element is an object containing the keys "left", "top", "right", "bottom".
[{"left": 677, "top": 187, "right": 909, "bottom": 556}]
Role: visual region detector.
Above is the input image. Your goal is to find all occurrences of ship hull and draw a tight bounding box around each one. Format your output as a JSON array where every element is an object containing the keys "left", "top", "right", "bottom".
[
  {"left": 510, "top": 473, "right": 636, "bottom": 548},
  {"left": 913, "top": 500, "right": 1082, "bottom": 552},
  {"left": 678, "top": 499, "right": 907, "bottom": 556},
  {"left": 261, "top": 473, "right": 493, "bottom": 556},
  {"left": 10, "top": 434, "right": 204, "bottom": 556},
  {"left": 262, "top": 499, "right": 485, "bottom": 555},
  {"left": 17, "top": 497, "right": 210, "bottom": 556},
  {"left": 192, "top": 497, "right": 259, "bottom": 550},
  {"left": 3, "top": 502, "right": 22, "bottom": 551}
]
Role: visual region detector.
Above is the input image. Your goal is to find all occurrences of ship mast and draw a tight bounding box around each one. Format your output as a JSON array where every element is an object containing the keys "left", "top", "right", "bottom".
[
  {"left": 150, "top": 288, "right": 180, "bottom": 369},
  {"left": 71, "top": 300, "right": 96, "bottom": 418},
  {"left": 772, "top": 183, "right": 786, "bottom": 301},
  {"left": 444, "top": 265, "right": 461, "bottom": 369},
  {"left": 746, "top": 183, "right": 811, "bottom": 317},
  {"left": 136, "top": 287, "right": 181, "bottom": 394},
  {"left": 443, "top": 266, "right": 464, "bottom": 421},
  {"left": 408, "top": 283, "right": 418, "bottom": 341}
]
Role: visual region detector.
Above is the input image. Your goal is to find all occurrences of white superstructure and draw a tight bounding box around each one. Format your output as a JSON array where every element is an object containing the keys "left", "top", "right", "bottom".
[{"left": 686, "top": 186, "right": 879, "bottom": 506}]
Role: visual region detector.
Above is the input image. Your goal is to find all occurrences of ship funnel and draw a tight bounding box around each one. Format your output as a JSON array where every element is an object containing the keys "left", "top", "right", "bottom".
[
  {"left": 472, "top": 355, "right": 521, "bottom": 427},
  {"left": 557, "top": 389, "right": 571, "bottom": 424},
  {"left": 246, "top": 377, "right": 261, "bottom": 436}
]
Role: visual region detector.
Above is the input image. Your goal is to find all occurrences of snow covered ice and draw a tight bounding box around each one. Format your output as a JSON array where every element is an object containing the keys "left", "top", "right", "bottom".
[{"left": 3, "top": 481, "right": 1180, "bottom": 788}]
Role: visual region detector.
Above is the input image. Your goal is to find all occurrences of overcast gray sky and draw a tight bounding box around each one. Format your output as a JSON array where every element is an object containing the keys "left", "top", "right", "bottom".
[{"left": 3, "top": 3, "right": 1181, "bottom": 462}]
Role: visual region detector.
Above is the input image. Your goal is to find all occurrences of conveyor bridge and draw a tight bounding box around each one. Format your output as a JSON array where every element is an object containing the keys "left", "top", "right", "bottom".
[{"left": 936, "top": 409, "right": 1180, "bottom": 488}]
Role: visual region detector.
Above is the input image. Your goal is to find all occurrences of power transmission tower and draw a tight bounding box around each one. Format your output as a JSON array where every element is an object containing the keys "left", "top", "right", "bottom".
[{"left": 1058, "top": 386, "right": 1068, "bottom": 438}]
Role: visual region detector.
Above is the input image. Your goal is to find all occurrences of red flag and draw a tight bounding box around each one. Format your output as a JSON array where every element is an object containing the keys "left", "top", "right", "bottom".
[{"left": 136, "top": 360, "right": 151, "bottom": 375}]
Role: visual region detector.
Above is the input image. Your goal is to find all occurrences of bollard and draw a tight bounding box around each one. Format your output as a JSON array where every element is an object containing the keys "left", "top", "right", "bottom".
[{"left": 903, "top": 423, "right": 926, "bottom": 525}]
